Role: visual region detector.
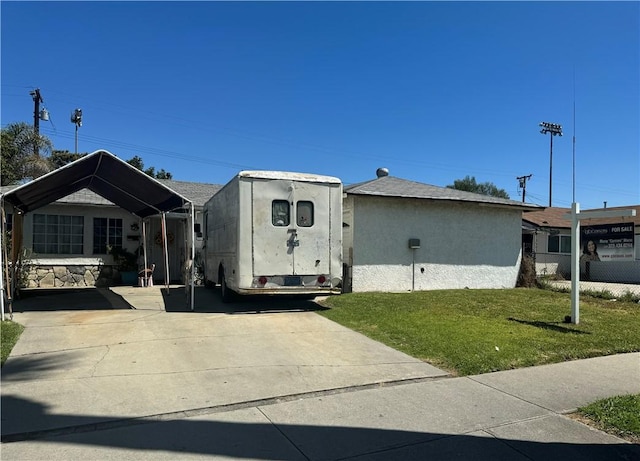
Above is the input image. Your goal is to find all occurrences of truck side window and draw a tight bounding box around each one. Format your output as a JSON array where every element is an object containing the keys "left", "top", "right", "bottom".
[
  {"left": 272, "top": 200, "right": 290, "bottom": 226},
  {"left": 297, "top": 201, "right": 314, "bottom": 227}
]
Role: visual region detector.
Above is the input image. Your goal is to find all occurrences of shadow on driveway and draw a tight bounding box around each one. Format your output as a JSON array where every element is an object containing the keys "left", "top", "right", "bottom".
[
  {"left": 163, "top": 287, "right": 329, "bottom": 314},
  {"left": 2, "top": 394, "right": 637, "bottom": 461},
  {"left": 10, "top": 286, "right": 328, "bottom": 315},
  {"left": 12, "top": 288, "right": 132, "bottom": 312}
]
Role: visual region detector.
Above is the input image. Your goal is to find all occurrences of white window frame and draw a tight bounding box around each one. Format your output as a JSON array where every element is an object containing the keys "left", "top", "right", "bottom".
[
  {"left": 33, "top": 213, "right": 84, "bottom": 255},
  {"left": 93, "top": 217, "right": 123, "bottom": 254},
  {"left": 548, "top": 234, "right": 572, "bottom": 254}
]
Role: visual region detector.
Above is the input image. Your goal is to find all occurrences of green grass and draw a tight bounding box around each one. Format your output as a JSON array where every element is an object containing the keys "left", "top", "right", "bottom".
[
  {"left": 1, "top": 320, "right": 24, "bottom": 366},
  {"left": 319, "top": 288, "right": 640, "bottom": 376},
  {"left": 578, "top": 394, "right": 640, "bottom": 443}
]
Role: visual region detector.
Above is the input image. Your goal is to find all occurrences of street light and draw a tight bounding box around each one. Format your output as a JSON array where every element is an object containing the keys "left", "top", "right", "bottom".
[
  {"left": 539, "top": 121, "right": 562, "bottom": 207},
  {"left": 71, "top": 108, "right": 83, "bottom": 154}
]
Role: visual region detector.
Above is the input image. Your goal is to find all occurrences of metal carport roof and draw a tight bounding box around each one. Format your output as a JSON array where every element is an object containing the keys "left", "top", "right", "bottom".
[
  {"left": 1, "top": 150, "right": 191, "bottom": 217},
  {"left": 0, "top": 150, "right": 197, "bottom": 318}
]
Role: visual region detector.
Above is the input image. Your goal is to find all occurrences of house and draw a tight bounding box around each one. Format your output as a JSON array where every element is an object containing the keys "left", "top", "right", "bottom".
[
  {"left": 522, "top": 205, "right": 640, "bottom": 283},
  {"left": 3, "top": 155, "right": 548, "bottom": 294},
  {"left": 342, "top": 169, "right": 541, "bottom": 292},
  {"left": 1, "top": 151, "right": 220, "bottom": 288}
]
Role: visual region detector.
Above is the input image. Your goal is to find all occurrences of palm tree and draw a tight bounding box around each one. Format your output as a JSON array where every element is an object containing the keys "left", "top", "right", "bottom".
[{"left": 1, "top": 122, "right": 54, "bottom": 185}]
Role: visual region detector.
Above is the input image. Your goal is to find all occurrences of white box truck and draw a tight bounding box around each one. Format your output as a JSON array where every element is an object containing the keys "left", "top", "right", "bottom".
[{"left": 203, "top": 171, "right": 342, "bottom": 301}]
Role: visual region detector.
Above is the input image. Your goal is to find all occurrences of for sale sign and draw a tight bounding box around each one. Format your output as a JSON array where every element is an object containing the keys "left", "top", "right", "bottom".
[{"left": 581, "top": 223, "right": 635, "bottom": 261}]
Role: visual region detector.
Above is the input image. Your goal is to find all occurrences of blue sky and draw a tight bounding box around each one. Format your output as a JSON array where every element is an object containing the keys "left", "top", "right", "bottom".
[{"left": 2, "top": 1, "right": 638, "bottom": 209}]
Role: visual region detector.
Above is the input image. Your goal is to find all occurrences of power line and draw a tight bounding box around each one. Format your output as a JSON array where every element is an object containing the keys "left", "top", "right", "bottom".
[
  {"left": 3, "top": 85, "right": 541, "bottom": 180},
  {"left": 38, "top": 126, "right": 257, "bottom": 171}
]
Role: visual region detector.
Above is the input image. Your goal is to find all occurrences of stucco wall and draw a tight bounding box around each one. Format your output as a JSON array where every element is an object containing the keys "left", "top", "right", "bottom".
[{"left": 347, "top": 196, "right": 522, "bottom": 292}]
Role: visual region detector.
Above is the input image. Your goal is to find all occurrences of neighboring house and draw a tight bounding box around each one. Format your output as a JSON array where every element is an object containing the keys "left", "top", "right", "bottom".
[
  {"left": 1, "top": 152, "right": 220, "bottom": 288},
  {"left": 521, "top": 207, "right": 573, "bottom": 277},
  {"left": 342, "top": 169, "right": 541, "bottom": 292},
  {"left": 522, "top": 205, "right": 640, "bottom": 282}
]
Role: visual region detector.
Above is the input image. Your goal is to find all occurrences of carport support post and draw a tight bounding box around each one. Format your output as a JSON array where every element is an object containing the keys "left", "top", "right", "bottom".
[
  {"left": 162, "top": 212, "right": 170, "bottom": 290},
  {"left": 0, "top": 208, "right": 4, "bottom": 321},
  {"left": 142, "top": 219, "right": 148, "bottom": 283},
  {"left": 190, "top": 202, "right": 195, "bottom": 311}
]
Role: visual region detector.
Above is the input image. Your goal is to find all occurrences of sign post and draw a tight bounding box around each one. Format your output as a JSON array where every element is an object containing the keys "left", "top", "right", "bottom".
[
  {"left": 570, "top": 203, "right": 580, "bottom": 323},
  {"left": 566, "top": 204, "right": 636, "bottom": 324}
]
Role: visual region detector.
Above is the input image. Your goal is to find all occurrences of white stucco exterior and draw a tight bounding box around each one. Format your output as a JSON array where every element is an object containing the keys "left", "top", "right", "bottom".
[{"left": 344, "top": 195, "right": 523, "bottom": 292}]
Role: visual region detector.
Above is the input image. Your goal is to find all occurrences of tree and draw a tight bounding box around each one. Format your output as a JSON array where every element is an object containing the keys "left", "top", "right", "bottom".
[
  {"left": 447, "top": 175, "right": 510, "bottom": 199},
  {"left": 1, "top": 122, "right": 54, "bottom": 185},
  {"left": 50, "top": 150, "right": 86, "bottom": 169},
  {"left": 47, "top": 152, "right": 172, "bottom": 180},
  {"left": 126, "top": 155, "right": 173, "bottom": 179}
]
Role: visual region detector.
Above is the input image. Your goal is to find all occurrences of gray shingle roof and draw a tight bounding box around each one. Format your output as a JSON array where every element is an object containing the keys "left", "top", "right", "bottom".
[
  {"left": 2, "top": 180, "right": 221, "bottom": 208},
  {"left": 156, "top": 179, "right": 221, "bottom": 207},
  {"left": 345, "top": 175, "right": 541, "bottom": 210}
]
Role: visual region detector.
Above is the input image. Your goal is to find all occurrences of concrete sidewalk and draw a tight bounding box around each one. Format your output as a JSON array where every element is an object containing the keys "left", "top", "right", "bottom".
[{"left": 1, "top": 287, "right": 639, "bottom": 460}]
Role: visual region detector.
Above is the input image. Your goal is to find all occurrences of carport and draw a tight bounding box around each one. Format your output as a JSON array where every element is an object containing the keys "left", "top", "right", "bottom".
[{"left": 0, "top": 150, "right": 196, "bottom": 319}]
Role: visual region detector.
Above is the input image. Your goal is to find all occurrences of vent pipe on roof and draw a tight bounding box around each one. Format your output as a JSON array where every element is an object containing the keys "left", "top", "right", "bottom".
[{"left": 376, "top": 167, "right": 389, "bottom": 178}]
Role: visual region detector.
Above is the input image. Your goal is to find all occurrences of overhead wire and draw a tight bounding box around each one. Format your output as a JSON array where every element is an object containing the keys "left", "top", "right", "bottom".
[
  {"left": 5, "top": 85, "right": 530, "bottom": 180},
  {"left": 3, "top": 84, "right": 638, "bottom": 201}
]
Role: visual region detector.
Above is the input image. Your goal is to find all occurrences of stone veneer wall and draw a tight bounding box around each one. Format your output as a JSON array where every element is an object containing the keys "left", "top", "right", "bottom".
[{"left": 23, "top": 265, "right": 118, "bottom": 288}]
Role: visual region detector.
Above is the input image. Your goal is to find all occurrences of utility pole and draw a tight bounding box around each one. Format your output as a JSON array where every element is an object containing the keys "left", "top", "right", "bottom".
[
  {"left": 29, "top": 89, "right": 43, "bottom": 155},
  {"left": 71, "top": 108, "right": 83, "bottom": 155},
  {"left": 517, "top": 174, "right": 532, "bottom": 203},
  {"left": 539, "top": 122, "right": 562, "bottom": 207}
]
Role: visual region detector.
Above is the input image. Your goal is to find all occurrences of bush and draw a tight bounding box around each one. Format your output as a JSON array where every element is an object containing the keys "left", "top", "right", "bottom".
[{"left": 516, "top": 254, "right": 537, "bottom": 288}]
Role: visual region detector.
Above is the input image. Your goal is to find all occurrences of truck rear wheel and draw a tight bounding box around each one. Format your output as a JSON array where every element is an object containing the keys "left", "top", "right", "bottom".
[{"left": 220, "top": 272, "right": 234, "bottom": 303}]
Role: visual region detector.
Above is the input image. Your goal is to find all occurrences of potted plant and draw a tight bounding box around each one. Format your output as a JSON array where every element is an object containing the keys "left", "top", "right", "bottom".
[{"left": 108, "top": 245, "right": 140, "bottom": 286}]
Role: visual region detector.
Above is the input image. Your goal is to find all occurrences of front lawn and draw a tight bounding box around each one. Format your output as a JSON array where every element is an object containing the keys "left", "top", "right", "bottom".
[
  {"left": 577, "top": 394, "right": 640, "bottom": 444},
  {"left": 1, "top": 320, "right": 24, "bottom": 366},
  {"left": 318, "top": 288, "right": 639, "bottom": 376}
]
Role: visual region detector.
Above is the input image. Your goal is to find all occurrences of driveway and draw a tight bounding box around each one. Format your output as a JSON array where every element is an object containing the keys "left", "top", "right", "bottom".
[{"left": 1, "top": 287, "right": 447, "bottom": 439}]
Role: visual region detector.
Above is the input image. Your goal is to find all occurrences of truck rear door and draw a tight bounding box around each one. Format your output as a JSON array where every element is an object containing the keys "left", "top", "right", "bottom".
[{"left": 251, "top": 179, "right": 330, "bottom": 277}]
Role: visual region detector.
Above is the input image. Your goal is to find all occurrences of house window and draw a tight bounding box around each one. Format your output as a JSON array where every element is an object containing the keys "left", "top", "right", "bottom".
[
  {"left": 272, "top": 200, "right": 290, "bottom": 226},
  {"left": 93, "top": 218, "right": 123, "bottom": 254},
  {"left": 548, "top": 234, "right": 571, "bottom": 254},
  {"left": 296, "top": 201, "right": 314, "bottom": 227},
  {"left": 33, "top": 214, "right": 84, "bottom": 254}
]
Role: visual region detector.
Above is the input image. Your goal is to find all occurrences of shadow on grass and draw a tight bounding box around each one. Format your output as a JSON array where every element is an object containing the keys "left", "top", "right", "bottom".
[{"left": 507, "top": 317, "right": 590, "bottom": 335}]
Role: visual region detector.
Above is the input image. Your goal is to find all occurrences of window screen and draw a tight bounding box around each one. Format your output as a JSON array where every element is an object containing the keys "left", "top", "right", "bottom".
[
  {"left": 297, "top": 201, "right": 314, "bottom": 227},
  {"left": 272, "top": 200, "right": 290, "bottom": 226}
]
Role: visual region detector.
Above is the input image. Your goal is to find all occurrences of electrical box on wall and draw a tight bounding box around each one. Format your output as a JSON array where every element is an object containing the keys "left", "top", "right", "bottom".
[{"left": 408, "top": 238, "right": 420, "bottom": 249}]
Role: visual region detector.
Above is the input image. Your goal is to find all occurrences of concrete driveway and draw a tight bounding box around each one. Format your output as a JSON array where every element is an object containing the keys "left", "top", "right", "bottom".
[{"left": 1, "top": 286, "right": 447, "bottom": 439}]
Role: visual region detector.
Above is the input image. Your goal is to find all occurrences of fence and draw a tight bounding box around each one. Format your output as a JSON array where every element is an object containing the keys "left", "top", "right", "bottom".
[{"left": 529, "top": 251, "right": 640, "bottom": 299}]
